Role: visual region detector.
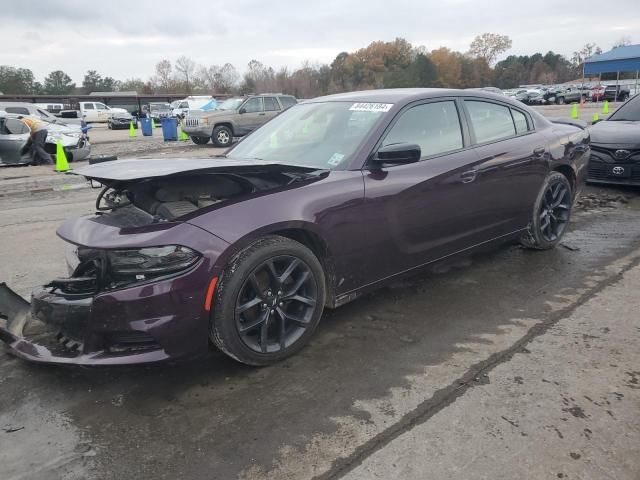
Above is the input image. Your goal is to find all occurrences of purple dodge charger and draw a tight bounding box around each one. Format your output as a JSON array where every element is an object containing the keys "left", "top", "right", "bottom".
[{"left": 0, "top": 89, "right": 590, "bottom": 366}]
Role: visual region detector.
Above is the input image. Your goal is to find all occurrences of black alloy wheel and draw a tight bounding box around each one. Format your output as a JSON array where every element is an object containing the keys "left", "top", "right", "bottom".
[
  {"left": 521, "top": 171, "right": 573, "bottom": 250},
  {"left": 211, "top": 235, "right": 326, "bottom": 365},
  {"left": 539, "top": 181, "right": 571, "bottom": 242},
  {"left": 235, "top": 255, "right": 318, "bottom": 354}
]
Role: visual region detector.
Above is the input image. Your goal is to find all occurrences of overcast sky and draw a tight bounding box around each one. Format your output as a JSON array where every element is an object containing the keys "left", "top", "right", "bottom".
[{"left": 1, "top": 0, "right": 639, "bottom": 83}]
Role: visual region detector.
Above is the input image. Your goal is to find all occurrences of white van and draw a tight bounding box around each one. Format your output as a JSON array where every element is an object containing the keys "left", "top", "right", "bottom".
[
  {"left": 79, "top": 102, "right": 128, "bottom": 123},
  {"left": 171, "top": 96, "right": 216, "bottom": 118}
]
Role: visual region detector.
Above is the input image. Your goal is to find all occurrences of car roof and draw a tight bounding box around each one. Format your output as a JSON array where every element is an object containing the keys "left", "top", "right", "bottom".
[{"left": 303, "top": 87, "right": 527, "bottom": 108}]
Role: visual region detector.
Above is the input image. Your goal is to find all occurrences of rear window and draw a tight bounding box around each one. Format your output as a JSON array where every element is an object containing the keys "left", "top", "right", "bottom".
[
  {"left": 465, "top": 101, "right": 516, "bottom": 143},
  {"left": 84, "top": 103, "right": 94, "bottom": 110},
  {"left": 278, "top": 96, "right": 297, "bottom": 109},
  {"left": 3, "top": 118, "right": 30, "bottom": 134},
  {"left": 511, "top": 109, "right": 529, "bottom": 134},
  {"left": 4, "top": 107, "right": 30, "bottom": 115}
]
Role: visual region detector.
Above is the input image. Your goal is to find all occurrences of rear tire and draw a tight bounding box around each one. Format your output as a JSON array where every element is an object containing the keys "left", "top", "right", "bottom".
[
  {"left": 521, "top": 172, "right": 573, "bottom": 250},
  {"left": 211, "top": 235, "right": 326, "bottom": 366},
  {"left": 191, "top": 136, "right": 210, "bottom": 145},
  {"left": 212, "top": 125, "right": 233, "bottom": 147}
]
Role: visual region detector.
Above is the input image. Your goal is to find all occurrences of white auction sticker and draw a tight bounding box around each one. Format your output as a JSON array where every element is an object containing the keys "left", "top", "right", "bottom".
[{"left": 349, "top": 103, "right": 393, "bottom": 112}]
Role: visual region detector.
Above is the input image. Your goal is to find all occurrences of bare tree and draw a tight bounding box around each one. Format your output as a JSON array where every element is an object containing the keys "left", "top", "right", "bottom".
[
  {"left": 154, "top": 59, "right": 173, "bottom": 92},
  {"left": 469, "top": 33, "right": 512, "bottom": 64},
  {"left": 175, "top": 56, "right": 196, "bottom": 93}
]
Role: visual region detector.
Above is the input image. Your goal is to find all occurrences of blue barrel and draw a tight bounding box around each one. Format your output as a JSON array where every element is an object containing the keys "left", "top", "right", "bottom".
[
  {"left": 161, "top": 118, "right": 178, "bottom": 141},
  {"left": 140, "top": 118, "right": 153, "bottom": 136}
]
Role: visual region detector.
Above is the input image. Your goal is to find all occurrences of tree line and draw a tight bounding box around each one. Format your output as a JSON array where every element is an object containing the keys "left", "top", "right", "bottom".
[{"left": 0, "top": 34, "right": 633, "bottom": 97}]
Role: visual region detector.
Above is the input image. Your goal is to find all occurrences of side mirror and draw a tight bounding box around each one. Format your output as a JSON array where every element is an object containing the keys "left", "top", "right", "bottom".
[
  {"left": 239, "top": 107, "right": 247, "bottom": 114},
  {"left": 371, "top": 143, "right": 421, "bottom": 167}
]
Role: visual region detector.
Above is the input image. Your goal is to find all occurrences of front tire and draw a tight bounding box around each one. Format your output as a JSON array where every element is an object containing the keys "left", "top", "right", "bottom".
[
  {"left": 556, "top": 97, "right": 565, "bottom": 105},
  {"left": 521, "top": 171, "right": 573, "bottom": 250},
  {"left": 191, "top": 136, "right": 210, "bottom": 145},
  {"left": 211, "top": 235, "right": 326, "bottom": 366},
  {"left": 212, "top": 125, "right": 233, "bottom": 147}
]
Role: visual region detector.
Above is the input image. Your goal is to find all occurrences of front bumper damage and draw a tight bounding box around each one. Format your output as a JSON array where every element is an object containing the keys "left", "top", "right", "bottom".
[{"left": 0, "top": 283, "right": 170, "bottom": 365}]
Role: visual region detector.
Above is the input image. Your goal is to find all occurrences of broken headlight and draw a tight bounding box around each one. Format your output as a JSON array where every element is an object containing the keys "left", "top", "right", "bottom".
[{"left": 107, "top": 245, "right": 200, "bottom": 281}]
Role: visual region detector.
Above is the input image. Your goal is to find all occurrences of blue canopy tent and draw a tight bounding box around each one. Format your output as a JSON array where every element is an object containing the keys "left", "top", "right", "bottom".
[{"left": 584, "top": 44, "right": 640, "bottom": 97}]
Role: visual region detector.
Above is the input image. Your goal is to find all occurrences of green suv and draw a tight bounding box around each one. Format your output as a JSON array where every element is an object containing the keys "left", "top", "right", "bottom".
[{"left": 183, "top": 94, "right": 297, "bottom": 147}]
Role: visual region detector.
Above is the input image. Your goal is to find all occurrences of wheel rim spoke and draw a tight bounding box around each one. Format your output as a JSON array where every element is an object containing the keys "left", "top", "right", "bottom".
[
  {"left": 285, "top": 294, "right": 316, "bottom": 307},
  {"left": 239, "top": 309, "right": 269, "bottom": 334},
  {"left": 248, "top": 273, "right": 264, "bottom": 299},
  {"left": 280, "top": 258, "right": 300, "bottom": 284},
  {"left": 260, "top": 317, "right": 269, "bottom": 353},
  {"left": 284, "top": 270, "right": 310, "bottom": 297},
  {"left": 276, "top": 307, "right": 309, "bottom": 328},
  {"left": 237, "top": 297, "right": 262, "bottom": 313}
]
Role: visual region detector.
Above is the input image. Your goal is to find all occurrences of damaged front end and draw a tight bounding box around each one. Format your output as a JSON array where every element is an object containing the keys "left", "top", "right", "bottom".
[{"left": 0, "top": 158, "right": 325, "bottom": 365}]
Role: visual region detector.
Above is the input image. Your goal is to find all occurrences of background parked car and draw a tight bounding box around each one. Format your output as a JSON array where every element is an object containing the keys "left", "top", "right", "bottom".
[
  {"left": 77, "top": 101, "right": 127, "bottom": 123},
  {"left": 0, "top": 112, "right": 90, "bottom": 165},
  {"left": 587, "top": 94, "right": 640, "bottom": 185},
  {"left": 553, "top": 87, "right": 585, "bottom": 105},
  {"left": 171, "top": 96, "right": 217, "bottom": 118},
  {"left": 145, "top": 103, "right": 173, "bottom": 123},
  {"left": 183, "top": 94, "right": 297, "bottom": 147},
  {"left": 590, "top": 85, "right": 606, "bottom": 102},
  {"left": 603, "top": 85, "right": 630, "bottom": 102},
  {"left": 108, "top": 112, "right": 138, "bottom": 130},
  {"left": 0, "top": 102, "right": 83, "bottom": 126}
]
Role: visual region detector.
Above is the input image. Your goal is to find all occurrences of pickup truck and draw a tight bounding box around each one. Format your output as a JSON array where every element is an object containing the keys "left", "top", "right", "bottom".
[{"left": 78, "top": 102, "right": 128, "bottom": 123}]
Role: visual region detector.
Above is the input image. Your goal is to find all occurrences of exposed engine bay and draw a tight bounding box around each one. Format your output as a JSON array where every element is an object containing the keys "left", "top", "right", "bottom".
[{"left": 94, "top": 169, "right": 322, "bottom": 227}]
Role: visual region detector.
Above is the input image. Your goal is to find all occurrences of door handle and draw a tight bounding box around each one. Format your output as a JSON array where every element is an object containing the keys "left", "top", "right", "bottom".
[
  {"left": 460, "top": 170, "right": 477, "bottom": 183},
  {"left": 533, "top": 147, "right": 545, "bottom": 157},
  {"left": 258, "top": 112, "right": 266, "bottom": 116}
]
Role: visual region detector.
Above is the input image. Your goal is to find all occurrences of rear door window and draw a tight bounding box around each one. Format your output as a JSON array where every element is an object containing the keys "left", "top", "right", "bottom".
[
  {"left": 511, "top": 109, "right": 529, "bottom": 134},
  {"left": 279, "top": 96, "right": 297, "bottom": 109},
  {"left": 242, "top": 97, "right": 264, "bottom": 113},
  {"left": 382, "top": 100, "right": 463, "bottom": 158},
  {"left": 465, "top": 101, "right": 516, "bottom": 143},
  {"left": 264, "top": 97, "right": 281, "bottom": 111},
  {"left": 84, "top": 103, "right": 95, "bottom": 110},
  {"left": 5, "top": 118, "right": 30, "bottom": 134},
  {"left": 4, "top": 107, "right": 30, "bottom": 115}
]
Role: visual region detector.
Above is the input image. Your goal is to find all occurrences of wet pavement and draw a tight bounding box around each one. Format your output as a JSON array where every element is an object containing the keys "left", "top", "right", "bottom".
[{"left": 0, "top": 184, "right": 639, "bottom": 480}]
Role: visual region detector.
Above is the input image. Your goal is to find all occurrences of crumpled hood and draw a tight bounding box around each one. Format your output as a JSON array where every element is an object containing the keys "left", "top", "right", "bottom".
[
  {"left": 71, "top": 158, "right": 318, "bottom": 183},
  {"left": 589, "top": 120, "right": 640, "bottom": 147}
]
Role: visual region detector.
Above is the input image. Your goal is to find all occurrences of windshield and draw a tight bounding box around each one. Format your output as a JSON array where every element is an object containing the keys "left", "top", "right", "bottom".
[
  {"left": 608, "top": 95, "right": 640, "bottom": 121},
  {"left": 226, "top": 101, "right": 390, "bottom": 170},
  {"left": 216, "top": 99, "right": 243, "bottom": 111}
]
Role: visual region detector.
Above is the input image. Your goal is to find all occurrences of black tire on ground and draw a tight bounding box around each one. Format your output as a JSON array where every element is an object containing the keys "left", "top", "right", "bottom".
[
  {"left": 556, "top": 97, "right": 565, "bottom": 105},
  {"left": 191, "top": 136, "right": 210, "bottom": 145},
  {"left": 521, "top": 171, "right": 573, "bottom": 250},
  {"left": 212, "top": 125, "right": 233, "bottom": 147},
  {"left": 211, "top": 235, "right": 326, "bottom": 366}
]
